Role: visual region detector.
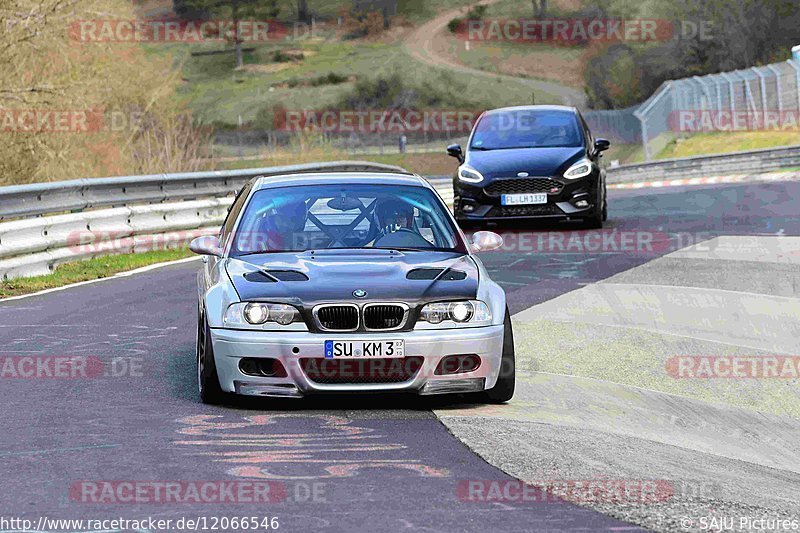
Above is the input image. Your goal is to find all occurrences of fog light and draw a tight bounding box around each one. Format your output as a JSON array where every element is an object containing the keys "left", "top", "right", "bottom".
[
  {"left": 575, "top": 200, "right": 589, "bottom": 208},
  {"left": 435, "top": 355, "right": 482, "bottom": 375},
  {"left": 239, "top": 358, "right": 287, "bottom": 378},
  {"left": 462, "top": 204, "right": 475, "bottom": 213}
]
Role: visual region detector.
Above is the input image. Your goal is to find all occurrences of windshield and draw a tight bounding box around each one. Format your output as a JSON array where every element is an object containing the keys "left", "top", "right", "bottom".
[
  {"left": 230, "top": 184, "right": 466, "bottom": 256},
  {"left": 470, "top": 109, "right": 583, "bottom": 150}
]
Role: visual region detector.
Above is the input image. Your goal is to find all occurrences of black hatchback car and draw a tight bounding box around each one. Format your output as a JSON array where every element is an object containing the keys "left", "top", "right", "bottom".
[{"left": 447, "top": 105, "right": 610, "bottom": 228}]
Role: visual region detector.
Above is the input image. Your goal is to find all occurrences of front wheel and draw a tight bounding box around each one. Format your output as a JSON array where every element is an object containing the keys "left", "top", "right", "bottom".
[
  {"left": 584, "top": 191, "right": 605, "bottom": 229},
  {"left": 480, "top": 308, "right": 515, "bottom": 403},
  {"left": 197, "top": 311, "right": 226, "bottom": 405}
]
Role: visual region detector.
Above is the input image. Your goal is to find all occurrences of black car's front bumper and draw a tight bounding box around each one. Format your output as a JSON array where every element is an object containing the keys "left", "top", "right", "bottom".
[{"left": 453, "top": 173, "right": 601, "bottom": 222}]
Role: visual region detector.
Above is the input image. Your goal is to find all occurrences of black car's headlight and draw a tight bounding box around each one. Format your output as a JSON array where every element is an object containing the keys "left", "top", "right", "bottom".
[
  {"left": 563, "top": 158, "right": 593, "bottom": 179},
  {"left": 417, "top": 300, "right": 492, "bottom": 328},
  {"left": 223, "top": 302, "right": 305, "bottom": 330},
  {"left": 458, "top": 165, "right": 484, "bottom": 184}
]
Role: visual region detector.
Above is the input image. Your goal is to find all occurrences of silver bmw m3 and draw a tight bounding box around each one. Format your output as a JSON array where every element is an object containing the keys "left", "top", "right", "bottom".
[{"left": 189, "top": 170, "right": 514, "bottom": 404}]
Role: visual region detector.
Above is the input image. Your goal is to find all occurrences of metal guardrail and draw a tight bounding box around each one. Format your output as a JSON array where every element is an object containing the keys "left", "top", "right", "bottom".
[
  {"left": 0, "top": 162, "right": 451, "bottom": 280},
  {"left": 0, "top": 161, "right": 411, "bottom": 221},
  {"left": 2, "top": 145, "right": 795, "bottom": 280},
  {"left": 607, "top": 144, "right": 800, "bottom": 183}
]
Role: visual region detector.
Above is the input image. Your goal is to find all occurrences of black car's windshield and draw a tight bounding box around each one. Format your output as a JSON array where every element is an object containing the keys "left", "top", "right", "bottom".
[
  {"left": 470, "top": 109, "right": 583, "bottom": 150},
  {"left": 231, "top": 184, "right": 467, "bottom": 256}
]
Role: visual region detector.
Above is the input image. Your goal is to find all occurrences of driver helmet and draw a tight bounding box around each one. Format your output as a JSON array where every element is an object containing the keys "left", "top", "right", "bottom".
[
  {"left": 271, "top": 200, "right": 308, "bottom": 234},
  {"left": 375, "top": 198, "right": 414, "bottom": 232}
]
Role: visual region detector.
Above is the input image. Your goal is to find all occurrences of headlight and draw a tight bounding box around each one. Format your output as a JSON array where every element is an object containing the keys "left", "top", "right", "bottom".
[
  {"left": 563, "top": 158, "right": 593, "bottom": 179},
  {"left": 224, "top": 302, "right": 304, "bottom": 329},
  {"left": 418, "top": 300, "right": 492, "bottom": 327},
  {"left": 458, "top": 166, "right": 484, "bottom": 183}
]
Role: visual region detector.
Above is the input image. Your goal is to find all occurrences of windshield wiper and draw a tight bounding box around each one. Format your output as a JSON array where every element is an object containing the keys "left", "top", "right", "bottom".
[
  {"left": 234, "top": 250, "right": 297, "bottom": 257},
  {"left": 373, "top": 247, "right": 456, "bottom": 253}
]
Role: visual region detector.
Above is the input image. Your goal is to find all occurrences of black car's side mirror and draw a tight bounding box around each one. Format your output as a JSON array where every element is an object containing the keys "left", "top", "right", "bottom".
[
  {"left": 594, "top": 139, "right": 610, "bottom": 154},
  {"left": 447, "top": 144, "right": 464, "bottom": 163}
]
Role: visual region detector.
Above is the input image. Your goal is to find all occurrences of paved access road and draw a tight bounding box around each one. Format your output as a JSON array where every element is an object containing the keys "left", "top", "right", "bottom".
[{"left": 0, "top": 178, "right": 796, "bottom": 532}]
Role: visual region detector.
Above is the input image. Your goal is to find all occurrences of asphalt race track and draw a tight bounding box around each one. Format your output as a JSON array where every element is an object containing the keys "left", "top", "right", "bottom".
[{"left": 1, "top": 178, "right": 797, "bottom": 532}]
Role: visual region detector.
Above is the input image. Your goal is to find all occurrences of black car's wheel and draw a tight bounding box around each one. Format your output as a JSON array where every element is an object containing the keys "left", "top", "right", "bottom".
[
  {"left": 480, "top": 308, "right": 515, "bottom": 403},
  {"left": 197, "top": 310, "right": 225, "bottom": 405},
  {"left": 601, "top": 182, "right": 608, "bottom": 221},
  {"left": 583, "top": 184, "right": 605, "bottom": 229}
]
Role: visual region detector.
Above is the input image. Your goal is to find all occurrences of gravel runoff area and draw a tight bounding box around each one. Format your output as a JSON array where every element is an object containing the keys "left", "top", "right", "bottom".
[{"left": 436, "top": 235, "right": 800, "bottom": 532}]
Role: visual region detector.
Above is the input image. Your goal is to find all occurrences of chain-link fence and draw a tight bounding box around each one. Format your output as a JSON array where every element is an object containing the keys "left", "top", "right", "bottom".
[{"left": 585, "top": 59, "right": 800, "bottom": 161}]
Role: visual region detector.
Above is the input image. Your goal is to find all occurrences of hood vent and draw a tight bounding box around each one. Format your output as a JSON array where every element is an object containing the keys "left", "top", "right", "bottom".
[
  {"left": 268, "top": 270, "right": 309, "bottom": 281},
  {"left": 243, "top": 270, "right": 309, "bottom": 283},
  {"left": 407, "top": 268, "right": 467, "bottom": 281}
]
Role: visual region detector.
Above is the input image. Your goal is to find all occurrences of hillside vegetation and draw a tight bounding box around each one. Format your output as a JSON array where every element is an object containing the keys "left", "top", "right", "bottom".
[{"left": 0, "top": 0, "right": 208, "bottom": 185}]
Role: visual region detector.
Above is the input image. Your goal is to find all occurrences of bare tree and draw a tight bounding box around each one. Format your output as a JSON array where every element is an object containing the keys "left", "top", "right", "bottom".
[{"left": 297, "top": 0, "right": 309, "bottom": 23}]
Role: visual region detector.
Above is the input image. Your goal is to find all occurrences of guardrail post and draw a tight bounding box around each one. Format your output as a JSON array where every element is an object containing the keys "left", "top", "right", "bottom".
[
  {"left": 722, "top": 73, "right": 736, "bottom": 115},
  {"left": 753, "top": 67, "right": 768, "bottom": 115},
  {"left": 637, "top": 113, "right": 651, "bottom": 162},
  {"left": 788, "top": 60, "right": 800, "bottom": 112},
  {"left": 766, "top": 64, "right": 783, "bottom": 113}
]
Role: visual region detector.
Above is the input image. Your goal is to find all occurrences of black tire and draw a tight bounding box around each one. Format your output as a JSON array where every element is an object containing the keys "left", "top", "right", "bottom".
[
  {"left": 584, "top": 184, "right": 605, "bottom": 229},
  {"left": 197, "top": 310, "right": 226, "bottom": 405},
  {"left": 480, "top": 308, "right": 515, "bottom": 403},
  {"left": 601, "top": 186, "right": 608, "bottom": 222}
]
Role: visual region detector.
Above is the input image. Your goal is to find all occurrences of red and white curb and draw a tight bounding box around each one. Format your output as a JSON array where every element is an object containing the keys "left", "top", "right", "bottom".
[{"left": 609, "top": 171, "right": 800, "bottom": 190}]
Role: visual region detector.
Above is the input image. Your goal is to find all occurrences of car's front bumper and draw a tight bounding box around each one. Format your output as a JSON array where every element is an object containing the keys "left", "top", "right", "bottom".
[
  {"left": 454, "top": 174, "right": 599, "bottom": 222},
  {"left": 210, "top": 325, "right": 505, "bottom": 398}
]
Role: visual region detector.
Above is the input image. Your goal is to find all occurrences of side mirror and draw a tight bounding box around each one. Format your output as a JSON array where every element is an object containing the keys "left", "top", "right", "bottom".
[
  {"left": 470, "top": 231, "right": 503, "bottom": 253},
  {"left": 594, "top": 138, "right": 610, "bottom": 154},
  {"left": 189, "top": 235, "right": 223, "bottom": 257},
  {"left": 446, "top": 144, "right": 464, "bottom": 164}
]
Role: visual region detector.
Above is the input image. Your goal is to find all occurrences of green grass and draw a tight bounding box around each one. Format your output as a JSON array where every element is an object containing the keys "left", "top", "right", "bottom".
[
  {"left": 0, "top": 248, "right": 195, "bottom": 299},
  {"left": 176, "top": 40, "right": 558, "bottom": 127},
  {"left": 658, "top": 131, "right": 800, "bottom": 159},
  {"left": 452, "top": 39, "right": 585, "bottom": 88},
  {"left": 515, "top": 318, "right": 800, "bottom": 418}
]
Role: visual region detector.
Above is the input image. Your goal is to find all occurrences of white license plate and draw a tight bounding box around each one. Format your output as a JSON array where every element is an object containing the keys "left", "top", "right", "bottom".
[
  {"left": 502, "top": 193, "right": 548, "bottom": 205},
  {"left": 324, "top": 340, "right": 405, "bottom": 359}
]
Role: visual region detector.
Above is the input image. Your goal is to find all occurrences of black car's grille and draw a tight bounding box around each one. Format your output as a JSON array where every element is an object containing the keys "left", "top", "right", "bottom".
[
  {"left": 315, "top": 305, "right": 359, "bottom": 331},
  {"left": 363, "top": 305, "right": 406, "bottom": 330},
  {"left": 484, "top": 178, "right": 563, "bottom": 196},
  {"left": 488, "top": 204, "right": 562, "bottom": 217},
  {"left": 300, "top": 357, "right": 424, "bottom": 384}
]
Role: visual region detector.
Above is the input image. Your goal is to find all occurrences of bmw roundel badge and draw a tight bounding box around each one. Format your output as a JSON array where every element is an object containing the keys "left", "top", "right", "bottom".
[{"left": 353, "top": 289, "right": 368, "bottom": 299}]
